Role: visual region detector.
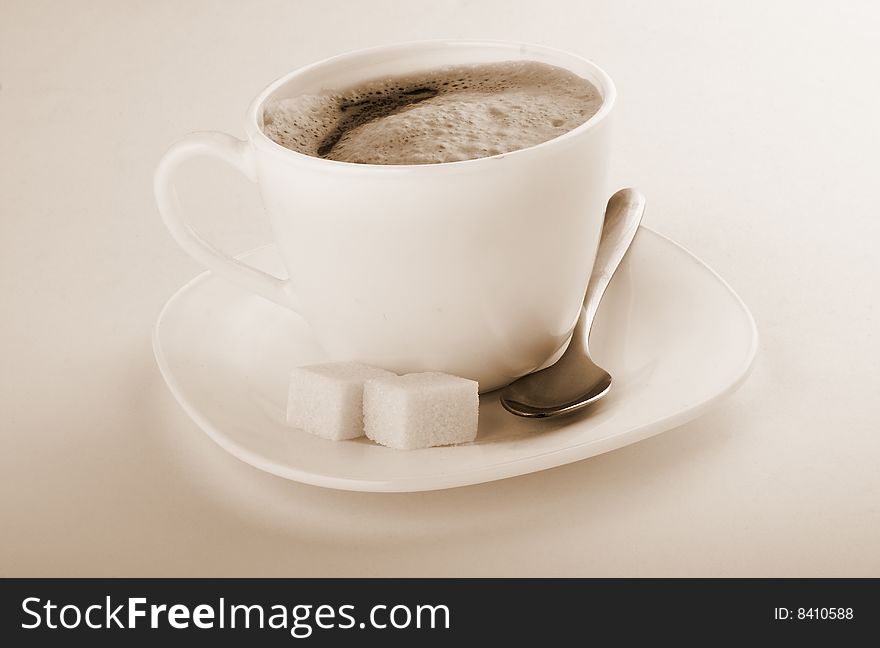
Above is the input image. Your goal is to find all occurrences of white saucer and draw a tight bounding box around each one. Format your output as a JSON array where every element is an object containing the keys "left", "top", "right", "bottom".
[{"left": 153, "top": 227, "right": 757, "bottom": 492}]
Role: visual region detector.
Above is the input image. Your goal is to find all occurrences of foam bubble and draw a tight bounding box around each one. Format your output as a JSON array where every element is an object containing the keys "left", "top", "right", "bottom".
[{"left": 262, "top": 61, "right": 602, "bottom": 165}]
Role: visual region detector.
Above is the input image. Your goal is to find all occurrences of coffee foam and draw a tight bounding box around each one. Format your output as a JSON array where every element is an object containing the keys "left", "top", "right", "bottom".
[{"left": 262, "top": 61, "right": 602, "bottom": 165}]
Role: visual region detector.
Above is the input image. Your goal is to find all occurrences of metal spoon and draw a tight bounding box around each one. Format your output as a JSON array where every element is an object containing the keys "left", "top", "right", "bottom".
[{"left": 500, "top": 188, "right": 646, "bottom": 418}]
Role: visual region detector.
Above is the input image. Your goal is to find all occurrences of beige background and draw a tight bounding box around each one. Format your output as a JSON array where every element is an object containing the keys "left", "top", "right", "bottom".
[{"left": 1, "top": 0, "right": 878, "bottom": 576}]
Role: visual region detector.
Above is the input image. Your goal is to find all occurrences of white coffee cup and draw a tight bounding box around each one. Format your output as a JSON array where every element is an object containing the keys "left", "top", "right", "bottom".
[{"left": 155, "top": 40, "right": 615, "bottom": 392}]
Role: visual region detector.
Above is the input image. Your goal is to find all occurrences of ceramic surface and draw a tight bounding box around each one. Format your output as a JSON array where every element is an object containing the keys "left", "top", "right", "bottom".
[
  {"left": 153, "top": 226, "right": 757, "bottom": 492},
  {"left": 154, "top": 40, "right": 616, "bottom": 390}
]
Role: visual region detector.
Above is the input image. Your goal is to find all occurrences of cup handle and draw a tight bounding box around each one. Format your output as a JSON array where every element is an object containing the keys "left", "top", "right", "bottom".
[{"left": 154, "top": 131, "right": 298, "bottom": 311}]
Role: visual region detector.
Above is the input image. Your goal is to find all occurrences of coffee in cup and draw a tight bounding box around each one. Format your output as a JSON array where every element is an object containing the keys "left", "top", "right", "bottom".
[{"left": 262, "top": 61, "right": 602, "bottom": 165}]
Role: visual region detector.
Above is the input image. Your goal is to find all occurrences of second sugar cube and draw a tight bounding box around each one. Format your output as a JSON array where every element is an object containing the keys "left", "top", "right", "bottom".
[{"left": 364, "top": 372, "right": 479, "bottom": 450}]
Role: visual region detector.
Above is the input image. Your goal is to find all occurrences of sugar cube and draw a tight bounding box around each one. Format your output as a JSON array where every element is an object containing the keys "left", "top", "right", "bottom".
[
  {"left": 287, "top": 362, "right": 395, "bottom": 440},
  {"left": 363, "top": 372, "right": 479, "bottom": 450}
]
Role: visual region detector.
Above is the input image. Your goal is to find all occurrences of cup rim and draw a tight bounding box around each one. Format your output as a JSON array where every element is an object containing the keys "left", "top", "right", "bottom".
[{"left": 245, "top": 39, "right": 616, "bottom": 171}]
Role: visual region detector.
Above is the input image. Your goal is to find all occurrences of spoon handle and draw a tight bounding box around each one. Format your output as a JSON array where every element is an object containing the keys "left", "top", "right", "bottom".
[{"left": 581, "top": 189, "right": 646, "bottom": 335}]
